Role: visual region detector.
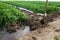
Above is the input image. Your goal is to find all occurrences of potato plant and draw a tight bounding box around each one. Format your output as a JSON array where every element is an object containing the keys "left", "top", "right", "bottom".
[
  {"left": 4, "top": 1, "right": 59, "bottom": 14},
  {"left": 0, "top": 2, "right": 29, "bottom": 28}
]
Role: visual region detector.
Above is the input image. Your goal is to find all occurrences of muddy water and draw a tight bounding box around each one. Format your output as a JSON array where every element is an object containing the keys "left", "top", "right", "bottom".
[{"left": 0, "top": 26, "right": 30, "bottom": 40}]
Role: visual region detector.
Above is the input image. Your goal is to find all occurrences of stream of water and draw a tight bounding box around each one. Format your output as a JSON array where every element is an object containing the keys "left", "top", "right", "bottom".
[{"left": 0, "top": 26, "right": 30, "bottom": 40}]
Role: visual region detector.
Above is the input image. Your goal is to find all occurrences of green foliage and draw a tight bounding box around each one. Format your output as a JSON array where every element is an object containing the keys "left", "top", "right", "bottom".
[
  {"left": 0, "top": 2, "right": 29, "bottom": 27},
  {"left": 47, "top": 6, "right": 57, "bottom": 14},
  {"left": 54, "top": 36, "right": 59, "bottom": 40},
  {"left": 4, "top": 1, "right": 60, "bottom": 14}
]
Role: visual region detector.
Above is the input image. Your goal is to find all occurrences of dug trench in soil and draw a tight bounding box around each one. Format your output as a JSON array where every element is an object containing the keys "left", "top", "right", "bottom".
[
  {"left": 0, "top": 6, "right": 59, "bottom": 39},
  {"left": 0, "top": 9, "right": 60, "bottom": 40}
]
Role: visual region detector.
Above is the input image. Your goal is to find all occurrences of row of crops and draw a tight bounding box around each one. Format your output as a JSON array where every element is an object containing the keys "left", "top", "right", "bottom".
[
  {"left": 0, "top": 2, "right": 28, "bottom": 28},
  {"left": 4, "top": 1, "right": 60, "bottom": 14}
]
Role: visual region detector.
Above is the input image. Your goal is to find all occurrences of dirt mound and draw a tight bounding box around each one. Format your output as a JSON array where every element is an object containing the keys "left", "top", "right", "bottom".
[
  {"left": 7, "top": 23, "right": 20, "bottom": 33},
  {"left": 26, "top": 12, "right": 60, "bottom": 31}
]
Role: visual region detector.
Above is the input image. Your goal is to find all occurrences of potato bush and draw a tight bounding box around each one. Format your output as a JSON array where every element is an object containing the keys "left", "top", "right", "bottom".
[
  {"left": 4, "top": 1, "right": 59, "bottom": 14},
  {"left": 0, "top": 2, "right": 29, "bottom": 28}
]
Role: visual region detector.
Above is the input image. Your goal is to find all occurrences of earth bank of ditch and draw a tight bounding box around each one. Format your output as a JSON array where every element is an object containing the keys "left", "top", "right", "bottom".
[{"left": 0, "top": 5, "right": 60, "bottom": 40}]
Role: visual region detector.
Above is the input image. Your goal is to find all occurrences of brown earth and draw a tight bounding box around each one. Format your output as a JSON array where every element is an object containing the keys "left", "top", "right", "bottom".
[
  {"left": 17, "top": 14, "right": 60, "bottom": 40},
  {"left": 16, "top": 7, "right": 60, "bottom": 40}
]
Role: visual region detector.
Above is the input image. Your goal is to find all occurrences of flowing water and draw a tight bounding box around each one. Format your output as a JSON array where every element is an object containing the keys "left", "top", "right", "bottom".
[{"left": 0, "top": 26, "right": 30, "bottom": 40}]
